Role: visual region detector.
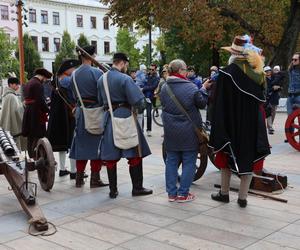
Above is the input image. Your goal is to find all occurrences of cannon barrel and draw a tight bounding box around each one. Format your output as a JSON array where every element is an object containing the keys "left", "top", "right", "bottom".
[{"left": 0, "top": 128, "right": 17, "bottom": 157}]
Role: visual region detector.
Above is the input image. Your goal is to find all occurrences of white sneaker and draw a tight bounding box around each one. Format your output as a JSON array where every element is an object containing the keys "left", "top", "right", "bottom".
[{"left": 147, "top": 131, "right": 152, "bottom": 137}]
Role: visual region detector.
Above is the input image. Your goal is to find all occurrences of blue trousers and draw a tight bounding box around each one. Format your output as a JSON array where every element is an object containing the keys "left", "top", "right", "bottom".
[{"left": 165, "top": 150, "right": 198, "bottom": 197}]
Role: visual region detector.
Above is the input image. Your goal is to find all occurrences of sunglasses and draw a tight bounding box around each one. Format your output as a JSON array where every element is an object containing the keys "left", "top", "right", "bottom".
[
  {"left": 292, "top": 58, "right": 299, "bottom": 61},
  {"left": 149, "top": 68, "right": 155, "bottom": 71}
]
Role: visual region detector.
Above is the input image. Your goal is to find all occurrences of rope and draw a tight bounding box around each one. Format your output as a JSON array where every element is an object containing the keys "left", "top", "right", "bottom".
[{"left": 28, "top": 220, "right": 57, "bottom": 236}]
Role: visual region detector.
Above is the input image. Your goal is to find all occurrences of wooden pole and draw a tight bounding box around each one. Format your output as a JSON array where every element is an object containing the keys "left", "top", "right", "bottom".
[{"left": 16, "top": 0, "right": 25, "bottom": 84}]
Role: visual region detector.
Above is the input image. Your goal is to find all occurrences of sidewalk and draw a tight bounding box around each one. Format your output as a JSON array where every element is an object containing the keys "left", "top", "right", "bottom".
[{"left": 0, "top": 112, "right": 300, "bottom": 249}]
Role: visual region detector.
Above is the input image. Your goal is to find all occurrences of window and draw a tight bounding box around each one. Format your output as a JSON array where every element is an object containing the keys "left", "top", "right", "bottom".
[
  {"left": 53, "top": 12, "right": 60, "bottom": 25},
  {"left": 41, "top": 10, "right": 48, "bottom": 24},
  {"left": 42, "top": 37, "right": 49, "bottom": 51},
  {"left": 104, "top": 41, "right": 110, "bottom": 54},
  {"left": 29, "top": 9, "right": 36, "bottom": 23},
  {"left": 0, "top": 5, "right": 8, "bottom": 20},
  {"left": 31, "top": 36, "right": 38, "bottom": 50},
  {"left": 54, "top": 38, "right": 60, "bottom": 52},
  {"left": 90, "top": 16, "right": 96, "bottom": 29},
  {"left": 91, "top": 40, "right": 97, "bottom": 53},
  {"left": 77, "top": 15, "right": 83, "bottom": 27},
  {"left": 103, "top": 16, "right": 109, "bottom": 30}
]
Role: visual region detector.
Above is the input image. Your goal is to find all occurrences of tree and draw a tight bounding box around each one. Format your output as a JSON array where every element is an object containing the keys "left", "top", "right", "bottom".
[
  {"left": 116, "top": 28, "right": 141, "bottom": 68},
  {"left": 101, "top": 0, "right": 297, "bottom": 69},
  {"left": 22, "top": 33, "right": 43, "bottom": 79},
  {"left": 0, "top": 29, "right": 19, "bottom": 80},
  {"left": 53, "top": 31, "right": 76, "bottom": 73},
  {"left": 77, "top": 33, "right": 89, "bottom": 47}
]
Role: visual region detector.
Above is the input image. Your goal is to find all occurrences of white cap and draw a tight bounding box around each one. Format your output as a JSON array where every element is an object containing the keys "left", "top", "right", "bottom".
[
  {"left": 273, "top": 65, "right": 280, "bottom": 71},
  {"left": 139, "top": 64, "right": 147, "bottom": 71},
  {"left": 263, "top": 66, "right": 272, "bottom": 72}
]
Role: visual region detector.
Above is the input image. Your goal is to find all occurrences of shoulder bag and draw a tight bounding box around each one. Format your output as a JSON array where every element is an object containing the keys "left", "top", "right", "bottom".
[
  {"left": 72, "top": 71, "right": 104, "bottom": 135},
  {"left": 103, "top": 72, "right": 138, "bottom": 149}
]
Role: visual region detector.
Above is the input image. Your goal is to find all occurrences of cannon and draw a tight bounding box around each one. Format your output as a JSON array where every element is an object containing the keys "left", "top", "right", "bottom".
[
  {"left": 0, "top": 128, "right": 56, "bottom": 231},
  {"left": 285, "top": 104, "right": 300, "bottom": 151}
]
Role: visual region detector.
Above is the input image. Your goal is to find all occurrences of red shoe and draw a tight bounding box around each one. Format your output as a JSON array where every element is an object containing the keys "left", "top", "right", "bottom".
[
  {"left": 177, "top": 193, "right": 195, "bottom": 203},
  {"left": 168, "top": 195, "right": 177, "bottom": 202}
]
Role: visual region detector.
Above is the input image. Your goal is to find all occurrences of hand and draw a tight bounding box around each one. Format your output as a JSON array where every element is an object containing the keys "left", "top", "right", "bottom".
[
  {"left": 273, "top": 85, "right": 280, "bottom": 91},
  {"left": 203, "top": 79, "right": 213, "bottom": 90}
]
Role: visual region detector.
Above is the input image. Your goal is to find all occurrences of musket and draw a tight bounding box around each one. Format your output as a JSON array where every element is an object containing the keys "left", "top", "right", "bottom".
[{"left": 76, "top": 45, "right": 111, "bottom": 72}]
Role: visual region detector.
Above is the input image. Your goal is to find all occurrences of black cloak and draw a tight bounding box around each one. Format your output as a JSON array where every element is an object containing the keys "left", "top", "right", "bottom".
[
  {"left": 208, "top": 63, "right": 270, "bottom": 174},
  {"left": 46, "top": 78, "right": 75, "bottom": 152}
]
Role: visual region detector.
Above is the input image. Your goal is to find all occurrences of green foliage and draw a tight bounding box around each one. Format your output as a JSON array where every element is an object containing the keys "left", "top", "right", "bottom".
[
  {"left": 0, "top": 29, "right": 19, "bottom": 80},
  {"left": 53, "top": 31, "right": 76, "bottom": 73},
  {"left": 116, "top": 28, "right": 141, "bottom": 69},
  {"left": 77, "top": 33, "right": 89, "bottom": 47},
  {"left": 22, "top": 33, "right": 43, "bottom": 79}
]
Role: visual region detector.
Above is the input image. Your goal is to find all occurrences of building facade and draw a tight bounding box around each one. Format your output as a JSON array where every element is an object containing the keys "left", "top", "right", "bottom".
[
  {"left": 0, "top": 0, "right": 18, "bottom": 38},
  {"left": 23, "top": 0, "right": 117, "bottom": 71}
]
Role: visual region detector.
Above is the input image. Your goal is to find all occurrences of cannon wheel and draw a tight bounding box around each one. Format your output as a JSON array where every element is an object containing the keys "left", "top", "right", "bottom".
[
  {"left": 36, "top": 138, "right": 56, "bottom": 191},
  {"left": 285, "top": 109, "right": 300, "bottom": 151},
  {"left": 162, "top": 142, "right": 208, "bottom": 181}
]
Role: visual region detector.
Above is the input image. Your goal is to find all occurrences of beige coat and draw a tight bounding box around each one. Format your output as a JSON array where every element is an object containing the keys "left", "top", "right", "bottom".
[{"left": 0, "top": 86, "right": 27, "bottom": 150}]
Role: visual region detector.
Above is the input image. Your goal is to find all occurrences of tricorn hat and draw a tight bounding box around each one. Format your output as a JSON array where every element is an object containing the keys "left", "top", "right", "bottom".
[
  {"left": 82, "top": 45, "right": 96, "bottom": 56},
  {"left": 7, "top": 77, "right": 20, "bottom": 85},
  {"left": 34, "top": 68, "right": 53, "bottom": 79},
  {"left": 221, "top": 36, "right": 248, "bottom": 55},
  {"left": 113, "top": 52, "right": 129, "bottom": 62},
  {"left": 57, "top": 59, "right": 80, "bottom": 75}
]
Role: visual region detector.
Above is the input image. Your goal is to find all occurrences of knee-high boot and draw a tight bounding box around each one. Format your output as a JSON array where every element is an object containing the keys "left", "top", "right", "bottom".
[
  {"left": 107, "top": 167, "right": 118, "bottom": 198},
  {"left": 129, "top": 162, "right": 153, "bottom": 196}
]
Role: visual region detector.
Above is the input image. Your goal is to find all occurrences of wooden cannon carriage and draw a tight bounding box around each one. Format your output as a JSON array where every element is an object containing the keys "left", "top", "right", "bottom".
[
  {"left": 0, "top": 128, "right": 56, "bottom": 231},
  {"left": 285, "top": 104, "right": 300, "bottom": 151}
]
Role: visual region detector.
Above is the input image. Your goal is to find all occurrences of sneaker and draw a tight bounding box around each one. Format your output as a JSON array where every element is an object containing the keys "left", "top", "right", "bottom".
[
  {"left": 177, "top": 193, "right": 195, "bottom": 203},
  {"left": 168, "top": 195, "right": 177, "bottom": 202}
]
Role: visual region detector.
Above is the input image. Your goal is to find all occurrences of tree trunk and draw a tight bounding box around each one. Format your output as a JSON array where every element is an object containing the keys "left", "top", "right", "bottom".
[{"left": 269, "top": 0, "right": 300, "bottom": 69}]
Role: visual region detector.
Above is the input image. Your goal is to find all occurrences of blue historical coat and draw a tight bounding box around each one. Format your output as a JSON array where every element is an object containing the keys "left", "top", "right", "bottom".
[
  {"left": 69, "top": 64, "right": 103, "bottom": 160},
  {"left": 160, "top": 76, "right": 208, "bottom": 152},
  {"left": 97, "top": 68, "right": 151, "bottom": 160}
]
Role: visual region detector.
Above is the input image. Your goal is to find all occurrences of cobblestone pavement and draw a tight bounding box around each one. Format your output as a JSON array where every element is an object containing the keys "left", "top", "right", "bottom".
[{"left": 0, "top": 112, "right": 300, "bottom": 249}]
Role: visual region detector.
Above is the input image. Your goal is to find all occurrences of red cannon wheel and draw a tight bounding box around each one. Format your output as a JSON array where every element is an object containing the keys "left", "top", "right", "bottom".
[{"left": 285, "top": 109, "right": 300, "bottom": 151}]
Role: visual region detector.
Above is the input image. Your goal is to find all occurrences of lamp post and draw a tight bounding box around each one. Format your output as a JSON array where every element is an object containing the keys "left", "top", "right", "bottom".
[
  {"left": 148, "top": 14, "right": 154, "bottom": 67},
  {"left": 16, "top": 0, "right": 25, "bottom": 84}
]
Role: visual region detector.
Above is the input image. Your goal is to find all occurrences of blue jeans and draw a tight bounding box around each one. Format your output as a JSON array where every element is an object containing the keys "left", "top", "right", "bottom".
[
  {"left": 165, "top": 150, "right": 198, "bottom": 197},
  {"left": 287, "top": 95, "right": 300, "bottom": 115}
]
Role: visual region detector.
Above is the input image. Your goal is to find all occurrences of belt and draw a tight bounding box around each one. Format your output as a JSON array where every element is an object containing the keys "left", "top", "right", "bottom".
[
  {"left": 288, "top": 93, "right": 300, "bottom": 97},
  {"left": 104, "top": 103, "right": 131, "bottom": 111},
  {"left": 24, "top": 99, "right": 35, "bottom": 105}
]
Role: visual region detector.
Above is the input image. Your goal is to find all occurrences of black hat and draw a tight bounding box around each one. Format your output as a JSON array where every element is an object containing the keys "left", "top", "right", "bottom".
[
  {"left": 7, "top": 77, "right": 20, "bottom": 85},
  {"left": 34, "top": 68, "right": 53, "bottom": 79},
  {"left": 82, "top": 45, "right": 96, "bottom": 56},
  {"left": 57, "top": 59, "right": 80, "bottom": 75},
  {"left": 113, "top": 52, "right": 129, "bottom": 62}
]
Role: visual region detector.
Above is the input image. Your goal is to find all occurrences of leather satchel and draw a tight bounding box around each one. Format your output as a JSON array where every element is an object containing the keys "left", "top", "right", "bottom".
[{"left": 165, "top": 83, "right": 209, "bottom": 156}]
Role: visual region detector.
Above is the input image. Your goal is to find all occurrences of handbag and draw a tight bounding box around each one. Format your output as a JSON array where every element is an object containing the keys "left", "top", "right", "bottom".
[
  {"left": 165, "top": 83, "right": 209, "bottom": 156},
  {"left": 72, "top": 71, "right": 104, "bottom": 135},
  {"left": 103, "top": 72, "right": 139, "bottom": 149}
]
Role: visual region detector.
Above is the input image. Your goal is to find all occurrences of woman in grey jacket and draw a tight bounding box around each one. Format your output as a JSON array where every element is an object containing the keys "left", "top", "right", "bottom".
[{"left": 160, "top": 59, "right": 211, "bottom": 202}]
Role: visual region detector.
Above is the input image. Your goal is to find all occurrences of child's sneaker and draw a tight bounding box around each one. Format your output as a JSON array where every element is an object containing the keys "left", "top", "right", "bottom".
[
  {"left": 168, "top": 195, "right": 177, "bottom": 202},
  {"left": 177, "top": 193, "right": 195, "bottom": 203}
]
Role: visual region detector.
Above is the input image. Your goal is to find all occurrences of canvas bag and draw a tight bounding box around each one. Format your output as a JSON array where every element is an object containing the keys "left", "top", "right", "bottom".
[
  {"left": 103, "top": 72, "right": 138, "bottom": 149},
  {"left": 72, "top": 71, "right": 104, "bottom": 135}
]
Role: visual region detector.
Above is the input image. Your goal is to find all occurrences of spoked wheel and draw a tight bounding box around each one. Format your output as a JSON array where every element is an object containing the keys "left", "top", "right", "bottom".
[
  {"left": 35, "top": 138, "right": 56, "bottom": 191},
  {"left": 285, "top": 108, "right": 300, "bottom": 151},
  {"left": 162, "top": 141, "right": 208, "bottom": 182},
  {"left": 152, "top": 106, "right": 163, "bottom": 127}
]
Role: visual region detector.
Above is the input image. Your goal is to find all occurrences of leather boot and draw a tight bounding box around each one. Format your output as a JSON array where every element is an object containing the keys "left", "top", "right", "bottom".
[
  {"left": 76, "top": 172, "right": 85, "bottom": 188},
  {"left": 107, "top": 167, "right": 118, "bottom": 198},
  {"left": 129, "top": 162, "right": 153, "bottom": 196},
  {"left": 90, "top": 172, "right": 109, "bottom": 188}
]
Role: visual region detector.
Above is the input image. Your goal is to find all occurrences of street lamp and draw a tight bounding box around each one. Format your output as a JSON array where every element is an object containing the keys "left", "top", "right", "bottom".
[{"left": 148, "top": 14, "right": 154, "bottom": 67}]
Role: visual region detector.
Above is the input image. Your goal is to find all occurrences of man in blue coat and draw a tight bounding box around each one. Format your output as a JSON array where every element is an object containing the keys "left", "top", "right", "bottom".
[
  {"left": 69, "top": 45, "right": 107, "bottom": 188},
  {"left": 97, "top": 52, "right": 153, "bottom": 199}
]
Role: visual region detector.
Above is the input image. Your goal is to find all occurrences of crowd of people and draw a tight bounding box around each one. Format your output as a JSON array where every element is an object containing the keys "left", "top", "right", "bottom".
[{"left": 0, "top": 35, "right": 299, "bottom": 206}]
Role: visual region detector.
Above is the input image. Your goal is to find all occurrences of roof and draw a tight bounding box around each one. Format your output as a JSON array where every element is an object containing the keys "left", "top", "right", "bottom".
[{"left": 47, "top": 0, "right": 108, "bottom": 8}]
